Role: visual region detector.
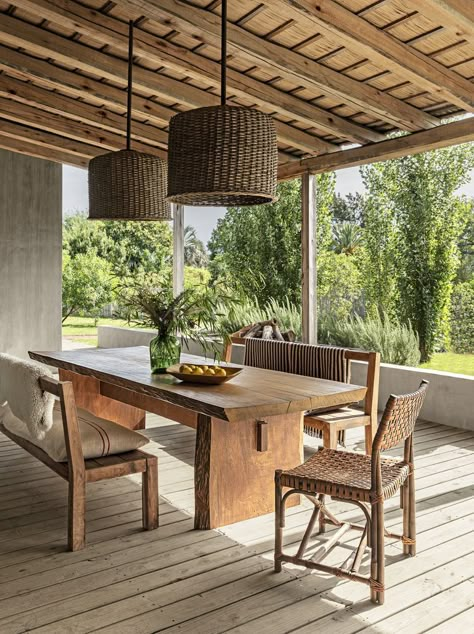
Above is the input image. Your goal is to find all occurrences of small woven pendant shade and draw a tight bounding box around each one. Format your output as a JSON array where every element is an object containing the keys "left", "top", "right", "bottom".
[
  {"left": 166, "top": 105, "right": 278, "bottom": 206},
  {"left": 88, "top": 149, "right": 170, "bottom": 220},
  {"left": 88, "top": 21, "right": 170, "bottom": 221}
]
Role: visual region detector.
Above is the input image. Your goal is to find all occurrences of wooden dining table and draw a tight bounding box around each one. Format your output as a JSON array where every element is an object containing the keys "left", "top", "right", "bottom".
[{"left": 29, "top": 346, "right": 367, "bottom": 529}]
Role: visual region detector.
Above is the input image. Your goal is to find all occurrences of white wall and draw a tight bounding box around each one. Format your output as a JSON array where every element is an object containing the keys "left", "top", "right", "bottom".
[{"left": 0, "top": 149, "right": 62, "bottom": 358}]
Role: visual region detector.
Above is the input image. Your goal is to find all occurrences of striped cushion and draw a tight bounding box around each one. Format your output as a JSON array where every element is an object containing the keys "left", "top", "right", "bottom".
[
  {"left": 243, "top": 338, "right": 291, "bottom": 372},
  {"left": 288, "top": 342, "right": 350, "bottom": 383},
  {"left": 1, "top": 401, "right": 149, "bottom": 462}
]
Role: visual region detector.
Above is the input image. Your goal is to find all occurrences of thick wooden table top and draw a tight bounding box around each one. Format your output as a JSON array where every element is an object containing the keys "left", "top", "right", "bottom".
[{"left": 30, "top": 346, "right": 367, "bottom": 423}]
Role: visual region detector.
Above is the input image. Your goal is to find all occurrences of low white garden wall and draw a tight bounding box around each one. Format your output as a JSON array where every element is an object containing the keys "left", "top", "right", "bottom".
[{"left": 97, "top": 325, "right": 474, "bottom": 431}]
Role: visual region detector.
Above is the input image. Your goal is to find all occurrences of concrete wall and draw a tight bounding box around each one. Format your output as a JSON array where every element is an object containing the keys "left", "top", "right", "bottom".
[
  {"left": 98, "top": 325, "right": 474, "bottom": 431},
  {"left": 0, "top": 149, "right": 62, "bottom": 359}
]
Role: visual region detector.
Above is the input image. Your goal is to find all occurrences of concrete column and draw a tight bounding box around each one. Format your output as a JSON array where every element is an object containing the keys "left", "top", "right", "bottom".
[{"left": 0, "top": 149, "right": 62, "bottom": 358}]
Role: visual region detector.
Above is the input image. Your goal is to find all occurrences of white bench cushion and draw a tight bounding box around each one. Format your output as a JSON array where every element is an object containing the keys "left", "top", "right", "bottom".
[{"left": 0, "top": 401, "right": 149, "bottom": 462}]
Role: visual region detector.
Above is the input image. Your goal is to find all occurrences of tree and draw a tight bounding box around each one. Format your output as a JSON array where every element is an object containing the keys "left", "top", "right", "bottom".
[
  {"left": 333, "top": 222, "right": 363, "bottom": 255},
  {"left": 331, "top": 192, "right": 366, "bottom": 225},
  {"left": 208, "top": 174, "right": 336, "bottom": 305},
  {"left": 62, "top": 252, "right": 114, "bottom": 322},
  {"left": 63, "top": 213, "right": 173, "bottom": 276},
  {"left": 361, "top": 142, "right": 474, "bottom": 361},
  {"left": 184, "top": 225, "right": 208, "bottom": 267}
]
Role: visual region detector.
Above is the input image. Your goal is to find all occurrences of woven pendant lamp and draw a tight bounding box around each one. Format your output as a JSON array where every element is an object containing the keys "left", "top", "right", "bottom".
[
  {"left": 88, "top": 21, "right": 170, "bottom": 221},
  {"left": 166, "top": 0, "right": 278, "bottom": 207}
]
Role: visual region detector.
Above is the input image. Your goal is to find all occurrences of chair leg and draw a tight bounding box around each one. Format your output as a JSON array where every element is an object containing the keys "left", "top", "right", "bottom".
[
  {"left": 407, "top": 469, "right": 416, "bottom": 556},
  {"left": 322, "top": 424, "right": 338, "bottom": 450},
  {"left": 318, "top": 493, "right": 326, "bottom": 533},
  {"left": 68, "top": 478, "right": 86, "bottom": 551},
  {"left": 142, "top": 457, "right": 159, "bottom": 530},
  {"left": 274, "top": 471, "right": 283, "bottom": 572},
  {"left": 370, "top": 500, "right": 385, "bottom": 605}
]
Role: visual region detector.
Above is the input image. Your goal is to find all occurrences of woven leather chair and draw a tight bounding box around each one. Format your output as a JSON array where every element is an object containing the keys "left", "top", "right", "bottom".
[{"left": 275, "top": 380, "right": 428, "bottom": 605}]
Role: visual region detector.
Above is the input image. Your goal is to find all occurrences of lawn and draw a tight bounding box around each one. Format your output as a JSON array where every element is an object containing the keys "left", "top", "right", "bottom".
[
  {"left": 62, "top": 316, "right": 131, "bottom": 347},
  {"left": 421, "top": 352, "right": 474, "bottom": 376}
]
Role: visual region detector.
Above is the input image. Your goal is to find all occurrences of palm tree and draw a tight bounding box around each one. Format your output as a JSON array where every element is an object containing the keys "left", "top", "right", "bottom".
[
  {"left": 184, "top": 225, "right": 209, "bottom": 267},
  {"left": 333, "top": 222, "right": 363, "bottom": 255}
]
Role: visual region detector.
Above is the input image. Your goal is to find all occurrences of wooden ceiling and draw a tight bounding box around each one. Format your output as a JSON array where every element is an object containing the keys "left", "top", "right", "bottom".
[{"left": 0, "top": 0, "right": 472, "bottom": 178}]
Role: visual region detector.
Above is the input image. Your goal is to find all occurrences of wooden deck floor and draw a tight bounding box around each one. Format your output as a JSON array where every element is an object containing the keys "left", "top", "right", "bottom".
[{"left": 0, "top": 415, "right": 473, "bottom": 633}]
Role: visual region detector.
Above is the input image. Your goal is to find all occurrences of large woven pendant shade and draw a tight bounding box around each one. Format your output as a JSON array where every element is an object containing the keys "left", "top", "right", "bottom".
[
  {"left": 88, "top": 22, "right": 170, "bottom": 221},
  {"left": 166, "top": 105, "right": 278, "bottom": 206},
  {"left": 166, "top": 0, "right": 278, "bottom": 207}
]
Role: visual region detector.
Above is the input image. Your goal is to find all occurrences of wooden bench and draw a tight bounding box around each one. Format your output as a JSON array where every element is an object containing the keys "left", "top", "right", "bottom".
[{"left": 0, "top": 375, "right": 158, "bottom": 551}]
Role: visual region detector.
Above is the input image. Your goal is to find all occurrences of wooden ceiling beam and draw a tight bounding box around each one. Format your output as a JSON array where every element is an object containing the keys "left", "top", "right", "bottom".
[
  {"left": 278, "top": 117, "right": 474, "bottom": 179},
  {"left": 273, "top": 0, "right": 474, "bottom": 112},
  {"left": 0, "top": 94, "right": 167, "bottom": 158},
  {"left": 0, "top": 118, "right": 103, "bottom": 160},
  {"left": 0, "top": 133, "right": 90, "bottom": 167},
  {"left": 10, "top": 0, "right": 380, "bottom": 144},
  {"left": 0, "top": 46, "right": 176, "bottom": 127},
  {"left": 0, "top": 74, "right": 168, "bottom": 150},
  {"left": 403, "top": 1, "right": 474, "bottom": 40},
  {"left": 123, "top": 0, "right": 439, "bottom": 131},
  {"left": 0, "top": 13, "right": 332, "bottom": 157}
]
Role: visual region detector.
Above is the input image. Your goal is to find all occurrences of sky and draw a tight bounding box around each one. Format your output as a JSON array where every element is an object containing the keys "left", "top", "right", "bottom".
[{"left": 63, "top": 163, "right": 474, "bottom": 245}]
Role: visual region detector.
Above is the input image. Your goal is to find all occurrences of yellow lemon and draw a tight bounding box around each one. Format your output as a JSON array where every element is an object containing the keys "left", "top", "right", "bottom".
[
  {"left": 201, "top": 365, "right": 208, "bottom": 371},
  {"left": 193, "top": 367, "right": 204, "bottom": 375},
  {"left": 215, "top": 368, "right": 226, "bottom": 376},
  {"left": 181, "top": 366, "right": 192, "bottom": 374},
  {"left": 204, "top": 368, "right": 215, "bottom": 376}
]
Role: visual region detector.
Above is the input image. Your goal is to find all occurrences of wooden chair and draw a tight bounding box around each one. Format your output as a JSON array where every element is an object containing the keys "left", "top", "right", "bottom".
[
  {"left": 304, "top": 349, "right": 380, "bottom": 454},
  {"left": 0, "top": 376, "right": 158, "bottom": 551},
  {"left": 275, "top": 380, "right": 428, "bottom": 605},
  {"left": 232, "top": 337, "right": 380, "bottom": 454}
]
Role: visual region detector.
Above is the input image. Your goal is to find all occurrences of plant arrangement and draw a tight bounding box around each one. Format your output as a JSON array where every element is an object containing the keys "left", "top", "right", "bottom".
[{"left": 120, "top": 274, "right": 233, "bottom": 373}]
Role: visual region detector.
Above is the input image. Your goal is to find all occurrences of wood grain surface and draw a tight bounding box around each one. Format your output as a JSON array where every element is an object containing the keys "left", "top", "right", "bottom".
[{"left": 30, "top": 347, "right": 367, "bottom": 423}]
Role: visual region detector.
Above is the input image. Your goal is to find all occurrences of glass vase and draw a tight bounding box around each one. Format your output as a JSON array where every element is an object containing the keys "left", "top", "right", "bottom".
[{"left": 149, "top": 334, "right": 181, "bottom": 374}]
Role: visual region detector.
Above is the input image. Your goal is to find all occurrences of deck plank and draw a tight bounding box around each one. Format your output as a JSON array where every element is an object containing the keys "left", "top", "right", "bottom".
[{"left": 0, "top": 415, "right": 472, "bottom": 634}]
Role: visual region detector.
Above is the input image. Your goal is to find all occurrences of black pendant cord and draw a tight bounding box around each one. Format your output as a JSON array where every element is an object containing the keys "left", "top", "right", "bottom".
[
  {"left": 221, "top": 0, "right": 227, "bottom": 106},
  {"left": 126, "top": 19, "right": 134, "bottom": 150}
]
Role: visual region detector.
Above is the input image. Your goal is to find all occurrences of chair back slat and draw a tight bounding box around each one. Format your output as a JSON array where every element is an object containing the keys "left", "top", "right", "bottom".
[
  {"left": 243, "top": 338, "right": 350, "bottom": 382},
  {"left": 243, "top": 338, "right": 290, "bottom": 372},
  {"left": 374, "top": 381, "right": 429, "bottom": 452}
]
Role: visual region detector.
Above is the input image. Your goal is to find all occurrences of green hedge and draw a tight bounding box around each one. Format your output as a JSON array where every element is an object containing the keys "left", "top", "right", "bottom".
[{"left": 450, "top": 282, "right": 474, "bottom": 353}]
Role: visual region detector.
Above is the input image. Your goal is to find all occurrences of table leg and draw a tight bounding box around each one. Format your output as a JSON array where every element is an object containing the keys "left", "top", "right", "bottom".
[
  {"left": 58, "top": 370, "right": 146, "bottom": 430},
  {"left": 194, "top": 411, "right": 303, "bottom": 529}
]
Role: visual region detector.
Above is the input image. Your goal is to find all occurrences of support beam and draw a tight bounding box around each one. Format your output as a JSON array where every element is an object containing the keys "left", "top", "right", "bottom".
[
  {"left": 173, "top": 204, "right": 185, "bottom": 298},
  {"left": 278, "top": 118, "right": 474, "bottom": 180},
  {"left": 11, "top": 0, "right": 380, "bottom": 144},
  {"left": 301, "top": 173, "right": 317, "bottom": 345},
  {"left": 122, "top": 0, "right": 439, "bottom": 131},
  {"left": 0, "top": 13, "right": 335, "bottom": 157},
  {"left": 274, "top": 0, "right": 474, "bottom": 111}
]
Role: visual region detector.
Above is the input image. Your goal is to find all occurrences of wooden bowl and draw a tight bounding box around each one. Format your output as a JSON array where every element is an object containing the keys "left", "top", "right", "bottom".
[{"left": 166, "top": 363, "right": 242, "bottom": 385}]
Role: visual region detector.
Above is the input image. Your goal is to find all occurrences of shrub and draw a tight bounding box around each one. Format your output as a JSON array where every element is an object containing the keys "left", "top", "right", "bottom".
[
  {"left": 319, "top": 312, "right": 421, "bottom": 367},
  {"left": 450, "top": 282, "right": 474, "bottom": 353},
  {"left": 217, "top": 297, "right": 302, "bottom": 339}
]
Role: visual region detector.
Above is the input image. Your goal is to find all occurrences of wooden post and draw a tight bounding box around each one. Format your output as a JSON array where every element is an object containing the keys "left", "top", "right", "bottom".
[
  {"left": 301, "top": 172, "right": 317, "bottom": 344},
  {"left": 173, "top": 203, "right": 184, "bottom": 297}
]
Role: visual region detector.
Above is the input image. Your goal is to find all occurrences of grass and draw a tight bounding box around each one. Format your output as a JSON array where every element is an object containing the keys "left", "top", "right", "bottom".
[
  {"left": 421, "top": 352, "right": 474, "bottom": 376},
  {"left": 62, "top": 316, "right": 131, "bottom": 347}
]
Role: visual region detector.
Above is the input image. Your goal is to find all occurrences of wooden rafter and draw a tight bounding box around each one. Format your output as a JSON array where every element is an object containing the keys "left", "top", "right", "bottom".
[
  {"left": 273, "top": 0, "right": 474, "bottom": 112},
  {"left": 10, "top": 0, "right": 382, "bottom": 145},
  {"left": 0, "top": 12, "right": 330, "bottom": 157},
  {"left": 278, "top": 118, "right": 474, "bottom": 179},
  {"left": 122, "top": 0, "right": 440, "bottom": 131}
]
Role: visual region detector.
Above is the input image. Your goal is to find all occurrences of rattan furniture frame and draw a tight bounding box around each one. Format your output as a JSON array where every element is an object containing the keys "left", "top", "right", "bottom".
[
  {"left": 0, "top": 376, "right": 159, "bottom": 551},
  {"left": 274, "top": 380, "right": 428, "bottom": 605}
]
